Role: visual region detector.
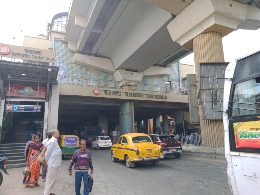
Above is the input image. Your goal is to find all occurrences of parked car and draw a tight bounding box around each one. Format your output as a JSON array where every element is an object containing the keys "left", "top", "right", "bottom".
[
  {"left": 91, "top": 136, "right": 112, "bottom": 149},
  {"left": 149, "top": 134, "right": 182, "bottom": 158},
  {"left": 111, "top": 133, "right": 164, "bottom": 168}
]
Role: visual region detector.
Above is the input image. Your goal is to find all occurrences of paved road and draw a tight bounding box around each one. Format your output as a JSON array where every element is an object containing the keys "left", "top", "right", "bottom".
[{"left": 0, "top": 148, "right": 232, "bottom": 195}]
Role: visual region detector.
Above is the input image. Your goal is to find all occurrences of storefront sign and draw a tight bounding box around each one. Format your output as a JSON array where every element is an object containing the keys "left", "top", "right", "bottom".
[
  {"left": 5, "top": 84, "right": 46, "bottom": 99},
  {"left": 64, "top": 137, "right": 78, "bottom": 147},
  {"left": 103, "top": 90, "right": 167, "bottom": 100},
  {"left": 0, "top": 43, "right": 55, "bottom": 63},
  {"left": 234, "top": 121, "right": 260, "bottom": 148},
  {"left": 6, "top": 105, "right": 41, "bottom": 112}
]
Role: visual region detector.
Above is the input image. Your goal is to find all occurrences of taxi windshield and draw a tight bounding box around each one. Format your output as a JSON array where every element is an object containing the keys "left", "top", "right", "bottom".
[{"left": 132, "top": 136, "right": 152, "bottom": 143}]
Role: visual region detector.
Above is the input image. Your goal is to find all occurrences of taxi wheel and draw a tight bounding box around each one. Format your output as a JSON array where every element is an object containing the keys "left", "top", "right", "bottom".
[
  {"left": 175, "top": 153, "right": 181, "bottom": 159},
  {"left": 125, "top": 155, "right": 133, "bottom": 168},
  {"left": 151, "top": 160, "right": 160, "bottom": 166},
  {"left": 111, "top": 151, "right": 117, "bottom": 162},
  {"left": 97, "top": 145, "right": 100, "bottom": 150}
]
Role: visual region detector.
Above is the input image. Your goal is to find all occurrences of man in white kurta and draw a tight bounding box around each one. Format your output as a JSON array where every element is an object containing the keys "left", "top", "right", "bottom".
[{"left": 44, "top": 129, "right": 62, "bottom": 195}]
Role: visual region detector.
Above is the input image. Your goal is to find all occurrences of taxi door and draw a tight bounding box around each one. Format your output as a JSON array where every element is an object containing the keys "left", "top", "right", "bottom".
[{"left": 114, "top": 136, "right": 122, "bottom": 159}]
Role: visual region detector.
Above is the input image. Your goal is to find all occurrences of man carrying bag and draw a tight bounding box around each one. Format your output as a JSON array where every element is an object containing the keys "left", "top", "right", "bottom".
[{"left": 68, "top": 139, "right": 93, "bottom": 195}]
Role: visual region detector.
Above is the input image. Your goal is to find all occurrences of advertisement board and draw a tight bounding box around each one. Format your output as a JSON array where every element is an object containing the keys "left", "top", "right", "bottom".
[
  {"left": 64, "top": 137, "right": 78, "bottom": 147},
  {"left": 234, "top": 121, "right": 260, "bottom": 148},
  {"left": 5, "top": 84, "right": 46, "bottom": 98}
]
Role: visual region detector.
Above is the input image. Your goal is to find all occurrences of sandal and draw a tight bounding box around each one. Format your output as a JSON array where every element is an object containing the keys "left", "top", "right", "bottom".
[
  {"left": 50, "top": 193, "right": 56, "bottom": 195},
  {"left": 35, "top": 184, "right": 40, "bottom": 187},
  {"left": 25, "top": 186, "right": 34, "bottom": 188}
]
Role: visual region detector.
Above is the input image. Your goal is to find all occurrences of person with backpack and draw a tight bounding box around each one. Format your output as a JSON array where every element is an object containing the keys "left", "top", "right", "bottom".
[{"left": 68, "top": 139, "right": 93, "bottom": 195}]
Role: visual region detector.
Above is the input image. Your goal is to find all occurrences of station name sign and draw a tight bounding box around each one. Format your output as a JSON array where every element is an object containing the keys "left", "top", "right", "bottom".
[
  {"left": 103, "top": 90, "right": 167, "bottom": 100},
  {"left": 6, "top": 105, "right": 41, "bottom": 112},
  {"left": 0, "top": 43, "right": 55, "bottom": 63}
]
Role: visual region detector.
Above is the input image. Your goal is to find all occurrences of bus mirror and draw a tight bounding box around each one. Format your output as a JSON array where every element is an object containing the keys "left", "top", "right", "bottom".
[{"left": 212, "top": 89, "right": 218, "bottom": 109}]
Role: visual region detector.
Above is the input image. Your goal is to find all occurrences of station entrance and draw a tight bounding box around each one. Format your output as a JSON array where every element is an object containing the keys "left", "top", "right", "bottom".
[{"left": 58, "top": 95, "right": 188, "bottom": 142}]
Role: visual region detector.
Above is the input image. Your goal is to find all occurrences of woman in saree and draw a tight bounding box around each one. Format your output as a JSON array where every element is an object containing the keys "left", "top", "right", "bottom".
[{"left": 25, "top": 134, "right": 44, "bottom": 188}]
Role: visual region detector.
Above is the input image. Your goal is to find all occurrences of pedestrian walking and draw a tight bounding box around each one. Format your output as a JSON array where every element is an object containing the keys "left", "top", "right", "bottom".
[
  {"left": 42, "top": 132, "right": 52, "bottom": 182},
  {"left": 23, "top": 134, "right": 35, "bottom": 184},
  {"left": 68, "top": 139, "right": 93, "bottom": 195},
  {"left": 44, "top": 129, "right": 62, "bottom": 195},
  {"left": 25, "top": 134, "right": 44, "bottom": 188}
]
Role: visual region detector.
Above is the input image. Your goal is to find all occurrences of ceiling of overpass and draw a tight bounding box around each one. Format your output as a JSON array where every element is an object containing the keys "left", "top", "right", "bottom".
[
  {"left": 58, "top": 95, "right": 188, "bottom": 124},
  {"left": 234, "top": 0, "right": 260, "bottom": 9},
  {"left": 66, "top": 0, "right": 192, "bottom": 72}
]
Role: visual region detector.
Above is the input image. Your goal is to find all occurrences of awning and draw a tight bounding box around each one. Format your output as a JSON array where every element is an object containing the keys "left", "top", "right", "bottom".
[
  {"left": 0, "top": 60, "right": 59, "bottom": 84},
  {"left": 0, "top": 60, "right": 59, "bottom": 101}
]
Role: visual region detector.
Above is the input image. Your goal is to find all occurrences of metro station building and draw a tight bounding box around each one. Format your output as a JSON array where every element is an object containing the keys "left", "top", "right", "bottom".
[{"left": 1, "top": 0, "right": 259, "bottom": 148}]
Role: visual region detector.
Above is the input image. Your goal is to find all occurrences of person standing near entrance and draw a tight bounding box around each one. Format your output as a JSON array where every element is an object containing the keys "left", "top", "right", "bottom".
[
  {"left": 102, "top": 128, "right": 105, "bottom": 136},
  {"left": 25, "top": 134, "right": 44, "bottom": 188},
  {"left": 68, "top": 139, "right": 93, "bottom": 195},
  {"left": 26, "top": 119, "right": 37, "bottom": 140},
  {"left": 44, "top": 129, "right": 62, "bottom": 195},
  {"left": 41, "top": 132, "right": 52, "bottom": 182},
  {"left": 23, "top": 134, "right": 35, "bottom": 184}
]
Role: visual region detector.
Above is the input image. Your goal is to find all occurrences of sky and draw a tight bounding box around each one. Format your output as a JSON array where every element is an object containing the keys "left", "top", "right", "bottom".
[{"left": 0, "top": 0, "right": 259, "bottom": 65}]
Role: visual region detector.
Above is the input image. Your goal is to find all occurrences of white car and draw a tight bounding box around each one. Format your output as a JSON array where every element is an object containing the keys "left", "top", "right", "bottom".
[{"left": 91, "top": 136, "right": 112, "bottom": 149}]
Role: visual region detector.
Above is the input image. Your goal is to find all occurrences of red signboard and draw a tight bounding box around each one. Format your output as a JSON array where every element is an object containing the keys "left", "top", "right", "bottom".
[
  {"left": 5, "top": 84, "right": 46, "bottom": 99},
  {"left": 0, "top": 45, "right": 11, "bottom": 55}
]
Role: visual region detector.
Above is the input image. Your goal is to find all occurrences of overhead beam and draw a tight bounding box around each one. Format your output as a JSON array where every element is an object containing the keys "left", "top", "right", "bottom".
[
  {"left": 92, "top": 21, "right": 104, "bottom": 33},
  {"left": 77, "top": 0, "right": 106, "bottom": 52},
  {"left": 91, "top": 0, "right": 130, "bottom": 54},
  {"left": 75, "top": 15, "right": 88, "bottom": 28}
]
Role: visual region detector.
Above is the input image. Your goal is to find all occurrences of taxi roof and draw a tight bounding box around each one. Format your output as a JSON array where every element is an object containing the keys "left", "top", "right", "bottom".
[{"left": 124, "top": 133, "right": 149, "bottom": 137}]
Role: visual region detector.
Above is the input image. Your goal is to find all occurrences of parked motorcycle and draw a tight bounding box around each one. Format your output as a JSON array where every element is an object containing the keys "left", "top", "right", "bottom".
[{"left": 0, "top": 156, "right": 8, "bottom": 186}]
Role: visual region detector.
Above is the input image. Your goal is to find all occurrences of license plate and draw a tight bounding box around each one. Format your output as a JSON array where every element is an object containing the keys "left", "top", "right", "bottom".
[
  {"left": 104, "top": 144, "right": 108, "bottom": 146},
  {"left": 147, "top": 149, "right": 152, "bottom": 154}
]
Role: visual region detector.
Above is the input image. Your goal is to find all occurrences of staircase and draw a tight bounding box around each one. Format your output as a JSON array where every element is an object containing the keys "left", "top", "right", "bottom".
[
  {"left": 0, "top": 119, "right": 44, "bottom": 168},
  {"left": 0, "top": 143, "right": 26, "bottom": 168}
]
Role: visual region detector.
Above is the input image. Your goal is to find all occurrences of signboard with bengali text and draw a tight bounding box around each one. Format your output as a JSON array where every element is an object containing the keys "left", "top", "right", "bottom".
[{"left": 0, "top": 43, "right": 55, "bottom": 63}]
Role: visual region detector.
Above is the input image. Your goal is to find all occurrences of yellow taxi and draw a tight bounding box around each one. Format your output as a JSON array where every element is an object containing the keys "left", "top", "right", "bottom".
[{"left": 111, "top": 133, "right": 164, "bottom": 168}]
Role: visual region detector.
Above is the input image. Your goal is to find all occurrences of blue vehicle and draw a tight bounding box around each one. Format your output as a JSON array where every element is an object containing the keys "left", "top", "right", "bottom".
[{"left": 80, "top": 126, "right": 101, "bottom": 145}]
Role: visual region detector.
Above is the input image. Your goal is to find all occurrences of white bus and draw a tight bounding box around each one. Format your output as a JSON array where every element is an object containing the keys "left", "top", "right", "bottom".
[{"left": 222, "top": 51, "right": 260, "bottom": 195}]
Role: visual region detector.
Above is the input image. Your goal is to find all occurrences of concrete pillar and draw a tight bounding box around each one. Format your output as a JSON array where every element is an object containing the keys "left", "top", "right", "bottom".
[
  {"left": 0, "top": 100, "right": 5, "bottom": 143},
  {"left": 156, "top": 115, "right": 161, "bottom": 134},
  {"left": 43, "top": 101, "right": 49, "bottom": 140},
  {"left": 119, "top": 102, "right": 134, "bottom": 135},
  {"left": 143, "top": 118, "right": 148, "bottom": 134},
  {"left": 153, "top": 117, "right": 156, "bottom": 134},
  {"left": 162, "top": 114, "right": 168, "bottom": 134},
  {"left": 98, "top": 116, "right": 108, "bottom": 135},
  {"left": 193, "top": 32, "right": 224, "bottom": 148},
  {"left": 48, "top": 84, "right": 59, "bottom": 132}
]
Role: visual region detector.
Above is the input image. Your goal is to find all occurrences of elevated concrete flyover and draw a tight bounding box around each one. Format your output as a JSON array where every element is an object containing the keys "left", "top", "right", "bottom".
[{"left": 64, "top": 0, "right": 260, "bottom": 147}]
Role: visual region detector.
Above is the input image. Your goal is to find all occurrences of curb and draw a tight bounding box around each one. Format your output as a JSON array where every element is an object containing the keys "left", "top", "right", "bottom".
[{"left": 182, "top": 151, "right": 225, "bottom": 160}]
